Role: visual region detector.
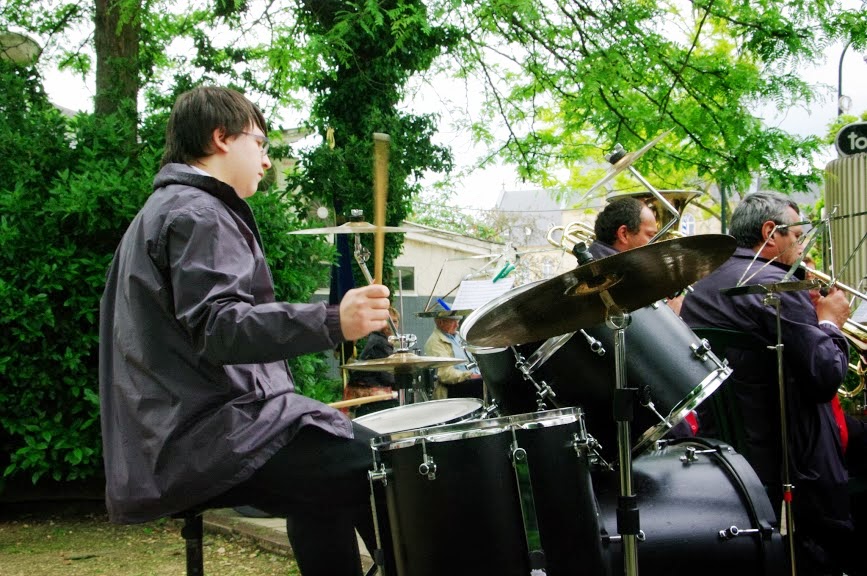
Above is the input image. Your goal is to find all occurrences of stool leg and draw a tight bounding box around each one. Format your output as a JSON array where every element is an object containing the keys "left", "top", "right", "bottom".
[{"left": 180, "top": 514, "right": 204, "bottom": 576}]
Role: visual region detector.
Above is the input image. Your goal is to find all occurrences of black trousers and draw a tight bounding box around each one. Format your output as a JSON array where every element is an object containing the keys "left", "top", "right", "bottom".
[{"left": 216, "top": 422, "right": 389, "bottom": 576}]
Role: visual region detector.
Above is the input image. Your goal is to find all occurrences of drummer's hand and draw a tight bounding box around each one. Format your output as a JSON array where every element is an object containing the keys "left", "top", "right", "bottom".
[
  {"left": 814, "top": 286, "right": 849, "bottom": 329},
  {"left": 339, "top": 285, "right": 391, "bottom": 341}
]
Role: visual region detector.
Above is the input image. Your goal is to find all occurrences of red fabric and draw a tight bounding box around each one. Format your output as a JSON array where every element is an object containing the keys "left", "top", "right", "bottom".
[
  {"left": 831, "top": 396, "right": 849, "bottom": 455},
  {"left": 684, "top": 410, "right": 699, "bottom": 435}
]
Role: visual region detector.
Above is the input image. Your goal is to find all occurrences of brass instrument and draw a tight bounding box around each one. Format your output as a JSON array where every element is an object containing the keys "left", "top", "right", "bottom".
[
  {"left": 545, "top": 190, "right": 702, "bottom": 253},
  {"left": 800, "top": 264, "right": 867, "bottom": 399}
]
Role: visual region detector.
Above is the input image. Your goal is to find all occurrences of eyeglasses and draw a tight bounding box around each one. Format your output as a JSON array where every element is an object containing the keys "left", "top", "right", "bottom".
[{"left": 240, "top": 131, "right": 270, "bottom": 156}]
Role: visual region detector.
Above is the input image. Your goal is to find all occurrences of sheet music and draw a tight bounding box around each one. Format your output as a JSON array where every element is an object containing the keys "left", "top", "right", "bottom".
[{"left": 451, "top": 278, "right": 515, "bottom": 310}]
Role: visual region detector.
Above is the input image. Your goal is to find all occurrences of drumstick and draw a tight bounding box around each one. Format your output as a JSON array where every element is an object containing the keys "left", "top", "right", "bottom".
[
  {"left": 328, "top": 391, "right": 397, "bottom": 410},
  {"left": 372, "top": 133, "right": 390, "bottom": 285}
]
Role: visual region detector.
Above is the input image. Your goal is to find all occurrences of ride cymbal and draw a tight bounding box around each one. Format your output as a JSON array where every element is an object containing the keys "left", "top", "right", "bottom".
[
  {"left": 463, "top": 234, "right": 737, "bottom": 348},
  {"left": 289, "top": 221, "right": 414, "bottom": 234},
  {"left": 343, "top": 352, "right": 464, "bottom": 374}
]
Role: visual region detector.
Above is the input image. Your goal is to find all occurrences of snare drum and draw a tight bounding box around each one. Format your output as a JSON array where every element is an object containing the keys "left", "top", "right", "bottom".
[
  {"left": 353, "top": 398, "right": 483, "bottom": 435},
  {"left": 369, "top": 407, "right": 606, "bottom": 576},
  {"left": 463, "top": 299, "right": 732, "bottom": 461}
]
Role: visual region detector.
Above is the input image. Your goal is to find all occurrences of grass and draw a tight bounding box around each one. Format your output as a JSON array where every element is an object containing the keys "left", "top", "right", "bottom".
[{"left": 0, "top": 502, "right": 300, "bottom": 575}]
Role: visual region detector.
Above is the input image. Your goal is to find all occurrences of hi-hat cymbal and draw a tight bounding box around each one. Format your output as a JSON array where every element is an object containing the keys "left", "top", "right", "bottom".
[
  {"left": 463, "top": 234, "right": 737, "bottom": 348},
  {"left": 343, "top": 352, "right": 464, "bottom": 374},
  {"left": 289, "top": 221, "right": 415, "bottom": 234},
  {"left": 416, "top": 309, "right": 473, "bottom": 319},
  {"left": 586, "top": 130, "right": 671, "bottom": 196}
]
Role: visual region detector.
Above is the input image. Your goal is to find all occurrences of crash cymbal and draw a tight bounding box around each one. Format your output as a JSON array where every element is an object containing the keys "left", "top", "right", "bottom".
[
  {"left": 416, "top": 309, "right": 473, "bottom": 319},
  {"left": 289, "top": 221, "right": 414, "bottom": 234},
  {"left": 343, "top": 352, "right": 464, "bottom": 374},
  {"left": 586, "top": 130, "right": 671, "bottom": 196},
  {"left": 463, "top": 234, "right": 737, "bottom": 348}
]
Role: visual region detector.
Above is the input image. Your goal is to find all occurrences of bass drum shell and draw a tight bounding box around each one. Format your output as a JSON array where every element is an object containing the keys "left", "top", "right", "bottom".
[
  {"left": 371, "top": 407, "right": 606, "bottom": 576},
  {"left": 595, "top": 438, "right": 786, "bottom": 576}
]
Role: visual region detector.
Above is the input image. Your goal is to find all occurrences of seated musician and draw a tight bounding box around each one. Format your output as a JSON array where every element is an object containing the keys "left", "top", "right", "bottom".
[
  {"left": 589, "top": 196, "right": 695, "bottom": 435},
  {"left": 589, "top": 196, "right": 684, "bottom": 315},
  {"left": 680, "top": 191, "right": 866, "bottom": 576},
  {"left": 424, "top": 315, "right": 483, "bottom": 400},
  {"left": 345, "top": 306, "right": 401, "bottom": 417}
]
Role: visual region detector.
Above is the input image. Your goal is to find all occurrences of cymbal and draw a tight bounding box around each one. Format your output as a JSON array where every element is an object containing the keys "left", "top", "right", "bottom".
[
  {"left": 416, "top": 309, "right": 473, "bottom": 319},
  {"left": 343, "top": 352, "right": 464, "bottom": 374},
  {"left": 463, "top": 234, "right": 737, "bottom": 347},
  {"left": 289, "top": 221, "right": 414, "bottom": 234},
  {"left": 586, "top": 130, "right": 671, "bottom": 196},
  {"left": 720, "top": 279, "right": 821, "bottom": 297}
]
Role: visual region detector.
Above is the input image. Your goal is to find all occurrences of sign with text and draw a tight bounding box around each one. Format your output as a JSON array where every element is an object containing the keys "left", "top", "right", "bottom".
[{"left": 836, "top": 121, "right": 867, "bottom": 156}]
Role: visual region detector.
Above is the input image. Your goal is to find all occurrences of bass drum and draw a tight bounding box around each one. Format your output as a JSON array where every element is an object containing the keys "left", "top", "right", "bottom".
[{"left": 595, "top": 438, "right": 786, "bottom": 576}]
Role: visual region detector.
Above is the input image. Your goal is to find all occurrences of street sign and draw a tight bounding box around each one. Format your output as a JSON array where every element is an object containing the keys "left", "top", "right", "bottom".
[{"left": 836, "top": 121, "right": 867, "bottom": 157}]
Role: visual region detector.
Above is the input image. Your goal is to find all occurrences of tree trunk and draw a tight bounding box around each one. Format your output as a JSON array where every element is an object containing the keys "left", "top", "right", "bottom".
[{"left": 94, "top": 0, "right": 140, "bottom": 144}]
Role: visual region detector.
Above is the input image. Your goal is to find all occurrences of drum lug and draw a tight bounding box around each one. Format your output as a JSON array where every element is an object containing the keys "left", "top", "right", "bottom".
[
  {"left": 418, "top": 440, "right": 437, "bottom": 480},
  {"left": 690, "top": 339, "right": 713, "bottom": 361}
]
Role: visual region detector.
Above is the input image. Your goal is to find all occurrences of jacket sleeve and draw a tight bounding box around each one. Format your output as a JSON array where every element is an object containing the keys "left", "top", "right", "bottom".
[{"left": 163, "top": 204, "right": 343, "bottom": 365}]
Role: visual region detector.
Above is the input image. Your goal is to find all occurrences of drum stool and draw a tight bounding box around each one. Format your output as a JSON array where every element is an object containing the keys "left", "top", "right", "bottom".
[{"left": 171, "top": 508, "right": 208, "bottom": 576}]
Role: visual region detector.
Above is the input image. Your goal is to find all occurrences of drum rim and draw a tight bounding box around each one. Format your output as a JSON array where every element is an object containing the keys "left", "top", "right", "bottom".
[
  {"left": 632, "top": 362, "right": 733, "bottom": 455},
  {"left": 371, "top": 406, "right": 583, "bottom": 451},
  {"left": 354, "top": 398, "right": 485, "bottom": 434}
]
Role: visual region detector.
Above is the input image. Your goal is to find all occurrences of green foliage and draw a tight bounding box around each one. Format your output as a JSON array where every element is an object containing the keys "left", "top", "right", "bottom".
[
  {"left": 0, "top": 61, "right": 157, "bottom": 484},
  {"left": 287, "top": 0, "right": 456, "bottom": 292}
]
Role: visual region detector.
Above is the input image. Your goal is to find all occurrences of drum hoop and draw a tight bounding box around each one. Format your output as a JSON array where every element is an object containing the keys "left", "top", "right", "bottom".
[
  {"left": 632, "top": 362, "right": 732, "bottom": 455},
  {"left": 372, "top": 406, "right": 583, "bottom": 451},
  {"left": 355, "top": 398, "right": 484, "bottom": 434}
]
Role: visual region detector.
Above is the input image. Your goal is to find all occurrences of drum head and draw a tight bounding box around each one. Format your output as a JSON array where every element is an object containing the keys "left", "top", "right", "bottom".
[{"left": 354, "top": 398, "right": 483, "bottom": 435}]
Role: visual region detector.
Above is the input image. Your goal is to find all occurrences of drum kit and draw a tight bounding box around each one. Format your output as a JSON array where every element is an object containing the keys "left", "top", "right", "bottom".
[{"left": 295, "top": 133, "right": 824, "bottom": 576}]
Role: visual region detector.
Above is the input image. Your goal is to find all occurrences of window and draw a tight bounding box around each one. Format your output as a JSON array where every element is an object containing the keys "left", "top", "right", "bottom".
[
  {"left": 394, "top": 266, "right": 415, "bottom": 291},
  {"left": 680, "top": 213, "right": 696, "bottom": 236}
]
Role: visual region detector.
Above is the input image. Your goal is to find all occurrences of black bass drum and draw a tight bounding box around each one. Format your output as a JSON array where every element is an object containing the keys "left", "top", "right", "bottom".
[{"left": 595, "top": 438, "right": 786, "bottom": 576}]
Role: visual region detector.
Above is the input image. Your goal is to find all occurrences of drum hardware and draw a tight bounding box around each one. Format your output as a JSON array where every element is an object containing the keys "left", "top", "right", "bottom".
[
  {"left": 719, "top": 525, "right": 763, "bottom": 540},
  {"left": 509, "top": 430, "right": 547, "bottom": 571},
  {"left": 512, "top": 348, "right": 558, "bottom": 411},
  {"left": 417, "top": 443, "right": 436, "bottom": 480},
  {"left": 679, "top": 446, "right": 719, "bottom": 464},
  {"left": 602, "top": 531, "right": 646, "bottom": 544}
]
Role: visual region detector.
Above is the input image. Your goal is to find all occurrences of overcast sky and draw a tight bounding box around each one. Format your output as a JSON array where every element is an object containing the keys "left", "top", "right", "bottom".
[{"left": 42, "top": 36, "right": 867, "bottom": 212}]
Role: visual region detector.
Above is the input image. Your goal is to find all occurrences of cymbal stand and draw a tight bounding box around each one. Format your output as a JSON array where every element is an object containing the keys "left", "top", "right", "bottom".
[
  {"left": 351, "top": 230, "right": 420, "bottom": 406},
  {"left": 599, "top": 291, "right": 640, "bottom": 576},
  {"left": 764, "top": 292, "right": 797, "bottom": 576}
]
